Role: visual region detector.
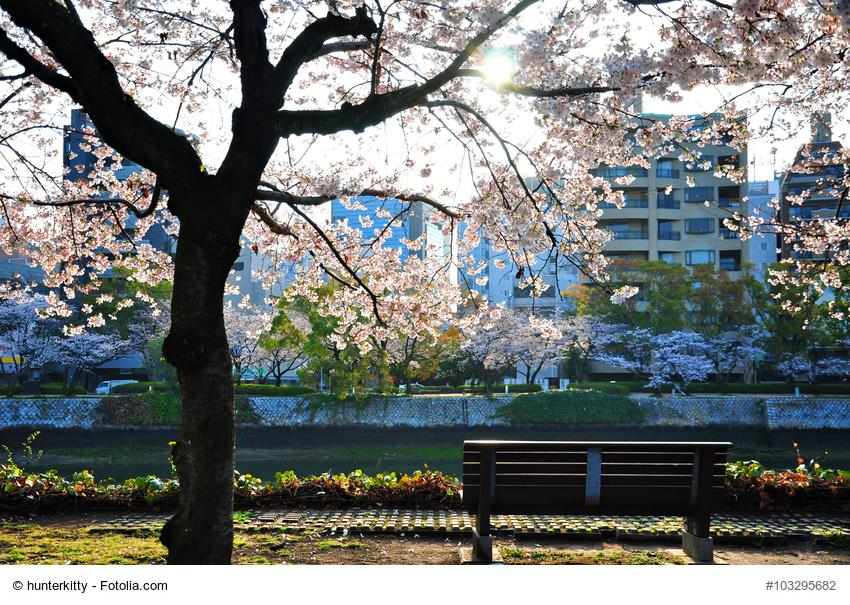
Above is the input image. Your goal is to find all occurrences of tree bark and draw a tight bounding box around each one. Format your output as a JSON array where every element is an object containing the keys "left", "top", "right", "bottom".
[{"left": 159, "top": 187, "right": 246, "bottom": 565}]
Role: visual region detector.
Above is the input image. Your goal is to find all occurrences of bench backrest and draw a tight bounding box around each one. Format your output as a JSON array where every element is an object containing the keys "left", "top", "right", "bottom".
[{"left": 463, "top": 440, "right": 731, "bottom": 516}]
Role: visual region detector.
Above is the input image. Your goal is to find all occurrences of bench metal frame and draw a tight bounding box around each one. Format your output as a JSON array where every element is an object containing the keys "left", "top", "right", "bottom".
[{"left": 462, "top": 440, "right": 732, "bottom": 563}]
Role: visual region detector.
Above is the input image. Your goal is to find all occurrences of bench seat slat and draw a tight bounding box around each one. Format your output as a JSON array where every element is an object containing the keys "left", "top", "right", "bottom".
[{"left": 464, "top": 451, "right": 726, "bottom": 464}]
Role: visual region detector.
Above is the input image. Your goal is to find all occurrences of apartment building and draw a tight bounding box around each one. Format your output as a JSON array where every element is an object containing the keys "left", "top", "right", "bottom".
[
  {"left": 778, "top": 114, "right": 848, "bottom": 261},
  {"left": 330, "top": 196, "right": 448, "bottom": 262},
  {"left": 592, "top": 114, "right": 749, "bottom": 277},
  {"left": 747, "top": 179, "right": 780, "bottom": 280}
]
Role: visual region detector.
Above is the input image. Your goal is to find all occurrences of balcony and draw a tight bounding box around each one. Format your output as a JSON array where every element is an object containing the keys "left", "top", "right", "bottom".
[
  {"left": 599, "top": 195, "right": 648, "bottom": 209},
  {"left": 718, "top": 198, "right": 742, "bottom": 209},
  {"left": 656, "top": 167, "right": 680, "bottom": 179},
  {"left": 609, "top": 230, "right": 649, "bottom": 240},
  {"left": 719, "top": 259, "right": 742, "bottom": 271},
  {"left": 656, "top": 195, "right": 680, "bottom": 209},
  {"left": 789, "top": 206, "right": 850, "bottom": 220},
  {"left": 594, "top": 167, "right": 648, "bottom": 179},
  {"left": 657, "top": 230, "right": 681, "bottom": 241},
  {"left": 720, "top": 228, "right": 740, "bottom": 239}
]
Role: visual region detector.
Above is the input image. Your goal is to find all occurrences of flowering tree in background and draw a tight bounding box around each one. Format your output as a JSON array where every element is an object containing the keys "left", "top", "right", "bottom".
[
  {"left": 646, "top": 331, "right": 714, "bottom": 390},
  {"left": 224, "top": 300, "right": 274, "bottom": 385},
  {"left": 514, "top": 314, "right": 567, "bottom": 384},
  {"left": 54, "top": 330, "right": 136, "bottom": 392},
  {"left": 595, "top": 326, "right": 655, "bottom": 379},
  {"left": 0, "top": 299, "right": 59, "bottom": 393},
  {"left": 456, "top": 303, "right": 523, "bottom": 392},
  {"left": 1, "top": 0, "right": 848, "bottom": 563},
  {"left": 560, "top": 316, "right": 621, "bottom": 382}
]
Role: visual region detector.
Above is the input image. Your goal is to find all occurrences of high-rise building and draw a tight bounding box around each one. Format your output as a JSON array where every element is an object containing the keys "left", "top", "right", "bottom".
[
  {"left": 591, "top": 113, "right": 749, "bottom": 276},
  {"left": 330, "top": 196, "right": 447, "bottom": 261},
  {"left": 746, "top": 179, "right": 780, "bottom": 280},
  {"left": 778, "top": 114, "right": 848, "bottom": 261},
  {"left": 63, "top": 108, "right": 175, "bottom": 255}
]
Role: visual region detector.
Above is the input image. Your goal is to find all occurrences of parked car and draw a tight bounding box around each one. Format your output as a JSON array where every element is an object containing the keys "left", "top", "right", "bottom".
[{"left": 95, "top": 379, "right": 138, "bottom": 394}]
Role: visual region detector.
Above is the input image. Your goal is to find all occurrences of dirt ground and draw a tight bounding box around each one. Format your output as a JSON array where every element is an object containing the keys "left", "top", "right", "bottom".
[{"left": 1, "top": 514, "right": 849, "bottom": 565}]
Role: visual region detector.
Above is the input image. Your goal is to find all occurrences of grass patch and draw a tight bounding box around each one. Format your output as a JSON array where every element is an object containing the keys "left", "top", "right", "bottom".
[
  {"left": 502, "top": 547, "right": 685, "bottom": 565},
  {"left": 317, "top": 540, "right": 364, "bottom": 550},
  {"left": 494, "top": 390, "right": 646, "bottom": 424},
  {"left": 0, "top": 523, "right": 166, "bottom": 564}
]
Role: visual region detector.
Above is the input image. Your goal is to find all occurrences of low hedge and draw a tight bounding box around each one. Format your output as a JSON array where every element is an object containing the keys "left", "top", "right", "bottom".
[
  {"left": 571, "top": 382, "right": 631, "bottom": 395},
  {"left": 111, "top": 381, "right": 175, "bottom": 394},
  {"left": 0, "top": 465, "right": 460, "bottom": 511},
  {"left": 605, "top": 381, "right": 850, "bottom": 395},
  {"left": 493, "top": 390, "right": 646, "bottom": 424},
  {"left": 461, "top": 383, "right": 542, "bottom": 394},
  {"left": 39, "top": 383, "right": 86, "bottom": 395},
  {"left": 3, "top": 460, "right": 846, "bottom": 513},
  {"left": 234, "top": 384, "right": 317, "bottom": 396}
]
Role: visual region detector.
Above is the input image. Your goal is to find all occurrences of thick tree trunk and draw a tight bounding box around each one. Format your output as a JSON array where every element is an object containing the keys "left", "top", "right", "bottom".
[{"left": 159, "top": 187, "right": 246, "bottom": 565}]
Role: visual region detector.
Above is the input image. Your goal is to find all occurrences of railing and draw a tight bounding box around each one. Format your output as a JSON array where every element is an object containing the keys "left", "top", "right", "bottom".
[
  {"left": 656, "top": 195, "right": 680, "bottom": 209},
  {"left": 718, "top": 198, "right": 741, "bottom": 208},
  {"left": 594, "top": 167, "right": 649, "bottom": 178},
  {"left": 609, "top": 230, "right": 649, "bottom": 240},
  {"left": 719, "top": 260, "right": 742, "bottom": 271},
  {"left": 789, "top": 207, "right": 850, "bottom": 220},
  {"left": 599, "top": 196, "right": 649, "bottom": 209},
  {"left": 656, "top": 167, "right": 680, "bottom": 178},
  {"left": 657, "top": 231, "right": 681, "bottom": 241},
  {"left": 720, "top": 229, "right": 740, "bottom": 239}
]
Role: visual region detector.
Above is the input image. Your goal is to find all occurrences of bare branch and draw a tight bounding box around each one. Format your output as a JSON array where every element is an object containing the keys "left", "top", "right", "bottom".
[
  {"left": 272, "top": 7, "right": 377, "bottom": 108},
  {"left": 0, "top": 0, "right": 204, "bottom": 191}
]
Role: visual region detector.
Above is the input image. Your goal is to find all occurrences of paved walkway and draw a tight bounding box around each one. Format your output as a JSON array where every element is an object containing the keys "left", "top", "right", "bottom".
[{"left": 85, "top": 509, "right": 850, "bottom": 543}]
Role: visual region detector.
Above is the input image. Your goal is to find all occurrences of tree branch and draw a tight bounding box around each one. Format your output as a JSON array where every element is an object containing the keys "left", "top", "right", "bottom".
[
  {"left": 255, "top": 182, "right": 462, "bottom": 219},
  {"left": 271, "top": 7, "right": 377, "bottom": 108},
  {"left": 273, "top": 0, "right": 540, "bottom": 137},
  {"left": 0, "top": 28, "right": 78, "bottom": 99},
  {"left": 230, "top": 0, "right": 273, "bottom": 105},
  {"left": 0, "top": 0, "right": 204, "bottom": 191}
]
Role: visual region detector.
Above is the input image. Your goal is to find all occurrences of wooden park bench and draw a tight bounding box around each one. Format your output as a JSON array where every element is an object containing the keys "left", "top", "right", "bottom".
[{"left": 462, "top": 440, "right": 731, "bottom": 563}]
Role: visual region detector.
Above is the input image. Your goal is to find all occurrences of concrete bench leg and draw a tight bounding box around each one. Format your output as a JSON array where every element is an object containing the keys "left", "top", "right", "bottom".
[
  {"left": 683, "top": 516, "right": 714, "bottom": 563},
  {"left": 473, "top": 531, "right": 493, "bottom": 562}
]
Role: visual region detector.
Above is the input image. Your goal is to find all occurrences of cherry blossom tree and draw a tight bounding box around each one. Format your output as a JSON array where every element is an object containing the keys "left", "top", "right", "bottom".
[
  {"left": 1, "top": 0, "right": 848, "bottom": 563},
  {"left": 514, "top": 313, "right": 567, "bottom": 383},
  {"left": 456, "top": 303, "right": 524, "bottom": 392},
  {"left": 646, "top": 331, "right": 714, "bottom": 390},
  {"left": 224, "top": 299, "right": 274, "bottom": 385},
  {"left": 0, "top": 298, "right": 60, "bottom": 392},
  {"left": 53, "top": 330, "right": 136, "bottom": 392}
]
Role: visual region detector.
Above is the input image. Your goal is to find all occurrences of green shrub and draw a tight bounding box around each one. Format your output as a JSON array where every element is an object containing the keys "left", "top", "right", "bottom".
[
  {"left": 39, "top": 383, "right": 85, "bottom": 395},
  {"left": 234, "top": 384, "right": 316, "bottom": 396},
  {"left": 111, "top": 381, "right": 175, "bottom": 394},
  {"left": 494, "top": 390, "right": 646, "bottom": 424},
  {"left": 572, "top": 382, "right": 630, "bottom": 395},
  {"left": 462, "top": 383, "right": 542, "bottom": 394},
  {"left": 605, "top": 381, "right": 850, "bottom": 395}
]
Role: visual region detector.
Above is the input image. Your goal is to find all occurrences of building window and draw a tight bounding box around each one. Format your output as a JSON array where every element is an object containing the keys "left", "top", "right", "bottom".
[
  {"left": 685, "top": 218, "right": 715, "bottom": 234},
  {"left": 685, "top": 250, "right": 715, "bottom": 266},
  {"left": 684, "top": 187, "right": 713, "bottom": 203},
  {"left": 659, "top": 252, "right": 677, "bottom": 264},
  {"left": 719, "top": 250, "right": 741, "bottom": 271},
  {"left": 232, "top": 261, "right": 245, "bottom": 271},
  {"left": 760, "top": 242, "right": 768, "bottom": 251}
]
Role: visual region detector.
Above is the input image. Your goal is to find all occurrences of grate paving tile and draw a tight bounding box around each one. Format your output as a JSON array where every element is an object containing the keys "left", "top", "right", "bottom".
[{"left": 75, "top": 509, "right": 850, "bottom": 543}]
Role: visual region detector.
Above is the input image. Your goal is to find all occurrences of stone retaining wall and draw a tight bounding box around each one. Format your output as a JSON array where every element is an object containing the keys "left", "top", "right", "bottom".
[
  {"left": 0, "top": 395, "right": 848, "bottom": 429},
  {"left": 247, "top": 396, "right": 510, "bottom": 427},
  {"left": 0, "top": 398, "right": 102, "bottom": 428}
]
